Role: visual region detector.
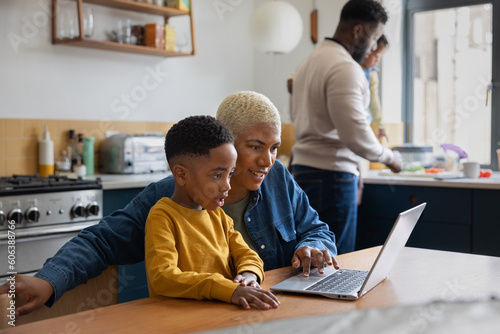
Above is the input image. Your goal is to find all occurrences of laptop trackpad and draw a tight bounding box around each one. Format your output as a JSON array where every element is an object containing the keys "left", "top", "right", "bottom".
[{"left": 271, "top": 267, "right": 338, "bottom": 291}]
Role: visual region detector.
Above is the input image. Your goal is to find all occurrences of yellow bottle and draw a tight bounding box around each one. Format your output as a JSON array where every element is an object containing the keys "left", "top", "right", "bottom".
[{"left": 39, "top": 124, "right": 54, "bottom": 177}]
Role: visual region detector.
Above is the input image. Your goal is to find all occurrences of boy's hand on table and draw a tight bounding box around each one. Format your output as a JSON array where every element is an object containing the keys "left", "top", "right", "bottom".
[
  {"left": 231, "top": 286, "right": 280, "bottom": 310},
  {"left": 233, "top": 272, "right": 260, "bottom": 288},
  {"left": 0, "top": 275, "right": 54, "bottom": 316}
]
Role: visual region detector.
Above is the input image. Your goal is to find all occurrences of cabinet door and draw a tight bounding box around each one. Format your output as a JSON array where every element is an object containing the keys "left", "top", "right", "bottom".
[
  {"left": 118, "top": 261, "right": 149, "bottom": 303},
  {"left": 357, "top": 184, "right": 472, "bottom": 252},
  {"left": 472, "top": 189, "right": 500, "bottom": 256},
  {"left": 103, "top": 188, "right": 144, "bottom": 216},
  {"left": 103, "top": 188, "right": 149, "bottom": 302},
  {"left": 407, "top": 221, "right": 471, "bottom": 252}
]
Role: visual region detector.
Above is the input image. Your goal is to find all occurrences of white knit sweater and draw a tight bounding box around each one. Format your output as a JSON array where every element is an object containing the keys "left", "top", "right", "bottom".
[{"left": 291, "top": 39, "right": 393, "bottom": 175}]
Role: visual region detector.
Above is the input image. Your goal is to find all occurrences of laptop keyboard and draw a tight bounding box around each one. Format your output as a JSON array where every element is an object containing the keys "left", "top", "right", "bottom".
[{"left": 305, "top": 269, "right": 368, "bottom": 294}]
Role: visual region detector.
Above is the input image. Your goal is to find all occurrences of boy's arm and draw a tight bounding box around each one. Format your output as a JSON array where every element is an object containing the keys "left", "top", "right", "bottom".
[{"left": 145, "top": 210, "right": 240, "bottom": 303}]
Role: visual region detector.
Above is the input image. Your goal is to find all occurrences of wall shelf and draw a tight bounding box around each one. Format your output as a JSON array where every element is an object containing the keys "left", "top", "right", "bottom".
[{"left": 51, "top": 0, "right": 196, "bottom": 57}]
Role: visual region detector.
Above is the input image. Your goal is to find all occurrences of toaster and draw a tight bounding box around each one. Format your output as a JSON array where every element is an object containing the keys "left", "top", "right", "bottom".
[{"left": 99, "top": 134, "right": 168, "bottom": 174}]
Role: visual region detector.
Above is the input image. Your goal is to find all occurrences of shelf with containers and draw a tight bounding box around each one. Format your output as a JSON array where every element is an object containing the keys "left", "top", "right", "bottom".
[{"left": 51, "top": 0, "right": 195, "bottom": 57}]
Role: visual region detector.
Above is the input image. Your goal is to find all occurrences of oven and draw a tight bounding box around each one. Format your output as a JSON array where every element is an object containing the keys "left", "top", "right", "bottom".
[{"left": 0, "top": 175, "right": 103, "bottom": 284}]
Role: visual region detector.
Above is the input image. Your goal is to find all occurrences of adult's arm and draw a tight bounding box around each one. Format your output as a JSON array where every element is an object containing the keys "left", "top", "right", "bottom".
[
  {"left": 287, "top": 169, "right": 339, "bottom": 273},
  {"left": 326, "top": 63, "right": 393, "bottom": 165},
  {"left": 34, "top": 177, "right": 175, "bottom": 306},
  {"left": 280, "top": 163, "right": 338, "bottom": 257}
]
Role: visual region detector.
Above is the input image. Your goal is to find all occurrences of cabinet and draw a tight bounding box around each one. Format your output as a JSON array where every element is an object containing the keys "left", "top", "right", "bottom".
[
  {"left": 357, "top": 183, "right": 500, "bottom": 256},
  {"left": 357, "top": 184, "right": 472, "bottom": 253},
  {"left": 103, "top": 188, "right": 144, "bottom": 216},
  {"left": 51, "top": 0, "right": 195, "bottom": 57},
  {"left": 472, "top": 189, "right": 500, "bottom": 256},
  {"left": 103, "top": 188, "right": 150, "bottom": 302}
]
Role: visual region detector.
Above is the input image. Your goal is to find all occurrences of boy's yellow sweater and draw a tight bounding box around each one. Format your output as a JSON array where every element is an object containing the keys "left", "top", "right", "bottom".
[{"left": 145, "top": 197, "right": 264, "bottom": 303}]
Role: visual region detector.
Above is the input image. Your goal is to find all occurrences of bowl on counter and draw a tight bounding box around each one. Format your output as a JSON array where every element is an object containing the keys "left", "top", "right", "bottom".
[{"left": 392, "top": 144, "right": 433, "bottom": 171}]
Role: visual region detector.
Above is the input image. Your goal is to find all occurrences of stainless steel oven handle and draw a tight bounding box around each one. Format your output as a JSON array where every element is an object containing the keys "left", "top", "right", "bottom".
[{"left": 0, "top": 221, "right": 99, "bottom": 240}]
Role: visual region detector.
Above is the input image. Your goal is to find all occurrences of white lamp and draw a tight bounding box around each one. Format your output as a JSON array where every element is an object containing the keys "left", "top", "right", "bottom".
[{"left": 250, "top": 1, "right": 303, "bottom": 54}]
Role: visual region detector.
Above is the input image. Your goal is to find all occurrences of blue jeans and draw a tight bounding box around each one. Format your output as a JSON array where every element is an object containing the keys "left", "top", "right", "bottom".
[{"left": 292, "top": 165, "right": 358, "bottom": 254}]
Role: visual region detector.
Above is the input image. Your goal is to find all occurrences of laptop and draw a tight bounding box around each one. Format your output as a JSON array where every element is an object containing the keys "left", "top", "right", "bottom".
[{"left": 271, "top": 202, "right": 427, "bottom": 300}]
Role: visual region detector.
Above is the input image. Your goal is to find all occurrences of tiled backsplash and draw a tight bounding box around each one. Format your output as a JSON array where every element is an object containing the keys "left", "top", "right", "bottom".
[
  {"left": 0, "top": 119, "right": 298, "bottom": 177},
  {"left": 0, "top": 118, "right": 174, "bottom": 177}
]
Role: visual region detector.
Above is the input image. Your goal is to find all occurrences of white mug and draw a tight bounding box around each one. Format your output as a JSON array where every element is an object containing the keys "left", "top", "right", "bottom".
[{"left": 462, "top": 162, "right": 480, "bottom": 178}]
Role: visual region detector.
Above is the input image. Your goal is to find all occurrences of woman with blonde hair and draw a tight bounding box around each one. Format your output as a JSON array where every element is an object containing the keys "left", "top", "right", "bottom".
[{"left": 1, "top": 91, "right": 339, "bottom": 314}]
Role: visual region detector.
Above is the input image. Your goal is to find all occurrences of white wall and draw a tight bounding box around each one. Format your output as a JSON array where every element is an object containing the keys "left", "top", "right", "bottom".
[
  {"left": 0, "top": 0, "right": 254, "bottom": 123},
  {"left": 252, "top": 0, "right": 404, "bottom": 125},
  {"left": 0, "top": 0, "right": 404, "bottom": 125},
  {"left": 381, "top": 0, "right": 404, "bottom": 124},
  {"left": 252, "top": 0, "right": 346, "bottom": 123}
]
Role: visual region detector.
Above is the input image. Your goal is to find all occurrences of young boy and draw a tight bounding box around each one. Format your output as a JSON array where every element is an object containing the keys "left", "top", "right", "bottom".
[
  {"left": 145, "top": 115, "right": 280, "bottom": 310},
  {"left": 363, "top": 34, "right": 389, "bottom": 141}
]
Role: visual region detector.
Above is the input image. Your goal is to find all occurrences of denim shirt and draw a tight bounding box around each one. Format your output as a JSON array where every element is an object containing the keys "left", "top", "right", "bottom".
[{"left": 35, "top": 161, "right": 337, "bottom": 306}]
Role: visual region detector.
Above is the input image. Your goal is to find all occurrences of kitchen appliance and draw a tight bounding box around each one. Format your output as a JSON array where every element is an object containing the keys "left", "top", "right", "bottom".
[
  {"left": 392, "top": 144, "right": 433, "bottom": 171},
  {"left": 436, "top": 144, "right": 468, "bottom": 171},
  {"left": 0, "top": 175, "right": 103, "bottom": 283},
  {"left": 99, "top": 134, "right": 168, "bottom": 174}
]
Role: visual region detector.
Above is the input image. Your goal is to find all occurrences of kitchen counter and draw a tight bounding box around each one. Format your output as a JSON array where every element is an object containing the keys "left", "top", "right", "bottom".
[
  {"left": 357, "top": 170, "right": 500, "bottom": 257},
  {"left": 84, "top": 172, "right": 171, "bottom": 190},
  {"left": 363, "top": 170, "right": 500, "bottom": 190},
  {"left": 86, "top": 170, "right": 500, "bottom": 191}
]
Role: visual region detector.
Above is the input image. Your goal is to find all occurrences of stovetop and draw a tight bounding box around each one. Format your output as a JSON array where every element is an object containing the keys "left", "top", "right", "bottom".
[{"left": 0, "top": 174, "right": 102, "bottom": 195}]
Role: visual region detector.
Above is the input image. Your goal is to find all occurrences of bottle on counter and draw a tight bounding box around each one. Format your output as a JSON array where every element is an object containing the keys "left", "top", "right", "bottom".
[
  {"left": 68, "top": 129, "right": 83, "bottom": 170},
  {"left": 83, "top": 137, "right": 95, "bottom": 176},
  {"left": 77, "top": 133, "right": 84, "bottom": 160},
  {"left": 38, "top": 124, "right": 54, "bottom": 177}
]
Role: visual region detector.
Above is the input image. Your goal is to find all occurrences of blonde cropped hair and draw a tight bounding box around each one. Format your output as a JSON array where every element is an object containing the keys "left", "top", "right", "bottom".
[{"left": 216, "top": 91, "right": 281, "bottom": 138}]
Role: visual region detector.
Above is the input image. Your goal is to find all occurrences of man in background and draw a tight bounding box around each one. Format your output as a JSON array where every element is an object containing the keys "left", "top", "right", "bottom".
[{"left": 291, "top": 0, "right": 402, "bottom": 254}]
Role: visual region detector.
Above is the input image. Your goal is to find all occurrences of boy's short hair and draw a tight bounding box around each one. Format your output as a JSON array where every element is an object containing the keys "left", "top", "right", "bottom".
[
  {"left": 164, "top": 115, "right": 234, "bottom": 167},
  {"left": 340, "top": 0, "right": 388, "bottom": 25},
  {"left": 216, "top": 91, "right": 281, "bottom": 138}
]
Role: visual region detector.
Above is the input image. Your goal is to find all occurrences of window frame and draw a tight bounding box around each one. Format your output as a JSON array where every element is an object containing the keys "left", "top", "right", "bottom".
[{"left": 404, "top": 0, "right": 500, "bottom": 170}]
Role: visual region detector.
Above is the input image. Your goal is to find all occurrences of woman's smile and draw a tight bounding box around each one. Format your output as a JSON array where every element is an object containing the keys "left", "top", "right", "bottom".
[{"left": 226, "top": 122, "right": 281, "bottom": 204}]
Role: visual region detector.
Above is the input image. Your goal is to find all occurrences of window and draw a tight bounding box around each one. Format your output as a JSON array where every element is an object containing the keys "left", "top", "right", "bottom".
[{"left": 405, "top": 0, "right": 499, "bottom": 169}]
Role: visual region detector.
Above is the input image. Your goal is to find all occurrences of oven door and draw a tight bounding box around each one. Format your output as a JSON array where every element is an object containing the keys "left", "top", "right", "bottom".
[{"left": 0, "top": 221, "right": 98, "bottom": 283}]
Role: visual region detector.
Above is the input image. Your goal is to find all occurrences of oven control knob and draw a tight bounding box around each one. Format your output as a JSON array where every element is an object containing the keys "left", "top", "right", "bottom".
[
  {"left": 72, "top": 203, "right": 86, "bottom": 218},
  {"left": 0, "top": 210, "right": 5, "bottom": 226},
  {"left": 26, "top": 207, "right": 41, "bottom": 223},
  {"left": 8, "top": 209, "right": 23, "bottom": 224},
  {"left": 86, "top": 202, "right": 100, "bottom": 216}
]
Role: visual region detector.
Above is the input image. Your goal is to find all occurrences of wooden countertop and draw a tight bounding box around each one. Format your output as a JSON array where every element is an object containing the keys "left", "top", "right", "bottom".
[{"left": 4, "top": 247, "right": 500, "bottom": 333}]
